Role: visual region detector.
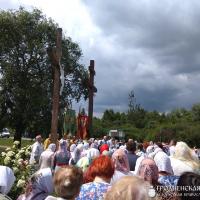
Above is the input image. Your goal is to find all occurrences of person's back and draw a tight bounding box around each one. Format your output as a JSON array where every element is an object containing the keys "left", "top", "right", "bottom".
[
  {"left": 126, "top": 152, "right": 138, "bottom": 171},
  {"left": 0, "top": 166, "right": 15, "bottom": 200},
  {"left": 17, "top": 168, "right": 53, "bottom": 200},
  {"left": 170, "top": 141, "right": 200, "bottom": 176},
  {"left": 53, "top": 140, "right": 70, "bottom": 171},
  {"left": 126, "top": 141, "right": 138, "bottom": 171},
  {"left": 39, "top": 144, "right": 56, "bottom": 169}
]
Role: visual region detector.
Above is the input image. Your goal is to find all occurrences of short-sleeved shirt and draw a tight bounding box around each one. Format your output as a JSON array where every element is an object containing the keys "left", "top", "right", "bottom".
[{"left": 76, "top": 182, "right": 110, "bottom": 200}]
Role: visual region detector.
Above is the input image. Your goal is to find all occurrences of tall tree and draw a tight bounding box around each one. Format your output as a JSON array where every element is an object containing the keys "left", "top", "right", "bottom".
[
  {"left": 0, "top": 8, "right": 88, "bottom": 142},
  {"left": 127, "top": 90, "right": 146, "bottom": 128}
]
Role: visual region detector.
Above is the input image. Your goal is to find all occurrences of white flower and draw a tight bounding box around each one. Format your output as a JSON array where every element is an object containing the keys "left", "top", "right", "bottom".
[
  {"left": 16, "top": 179, "right": 26, "bottom": 188},
  {"left": 14, "top": 141, "right": 20, "bottom": 145},
  {"left": 25, "top": 150, "right": 30, "bottom": 156},
  {"left": 5, "top": 147, "right": 11, "bottom": 152},
  {"left": 18, "top": 150, "right": 25, "bottom": 155},
  {"left": 15, "top": 153, "right": 21, "bottom": 159},
  {"left": 1, "top": 152, "right": 6, "bottom": 157},
  {"left": 4, "top": 156, "right": 11, "bottom": 165},
  {"left": 26, "top": 145, "right": 32, "bottom": 151},
  {"left": 18, "top": 158, "right": 24, "bottom": 165},
  {"left": 7, "top": 151, "right": 15, "bottom": 157},
  {"left": 13, "top": 167, "right": 19, "bottom": 174}
]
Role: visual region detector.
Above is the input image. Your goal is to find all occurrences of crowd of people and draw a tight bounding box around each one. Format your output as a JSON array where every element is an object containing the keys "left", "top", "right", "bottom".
[{"left": 0, "top": 134, "right": 200, "bottom": 200}]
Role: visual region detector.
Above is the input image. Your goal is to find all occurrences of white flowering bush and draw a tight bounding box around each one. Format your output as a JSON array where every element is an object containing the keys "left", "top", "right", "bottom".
[{"left": 0, "top": 141, "right": 34, "bottom": 198}]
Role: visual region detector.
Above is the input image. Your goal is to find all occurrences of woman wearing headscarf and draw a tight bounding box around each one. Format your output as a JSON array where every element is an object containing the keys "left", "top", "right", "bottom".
[
  {"left": 81, "top": 142, "right": 89, "bottom": 157},
  {"left": 39, "top": 143, "right": 56, "bottom": 169},
  {"left": 53, "top": 140, "right": 70, "bottom": 172},
  {"left": 151, "top": 145, "right": 179, "bottom": 186},
  {"left": 86, "top": 145, "right": 100, "bottom": 163},
  {"left": 110, "top": 149, "right": 133, "bottom": 184},
  {"left": 137, "top": 158, "right": 159, "bottom": 186},
  {"left": 75, "top": 144, "right": 100, "bottom": 172},
  {"left": 137, "top": 158, "right": 176, "bottom": 199},
  {"left": 99, "top": 144, "right": 109, "bottom": 155},
  {"left": 0, "top": 166, "right": 15, "bottom": 200},
  {"left": 69, "top": 143, "right": 77, "bottom": 165},
  {"left": 170, "top": 141, "right": 200, "bottom": 176},
  {"left": 69, "top": 144, "right": 83, "bottom": 166},
  {"left": 17, "top": 168, "right": 53, "bottom": 200}
]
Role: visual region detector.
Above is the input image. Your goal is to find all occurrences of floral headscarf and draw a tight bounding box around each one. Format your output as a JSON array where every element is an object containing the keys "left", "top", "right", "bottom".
[
  {"left": 112, "top": 149, "right": 130, "bottom": 173},
  {"left": 137, "top": 158, "right": 159, "bottom": 184}
]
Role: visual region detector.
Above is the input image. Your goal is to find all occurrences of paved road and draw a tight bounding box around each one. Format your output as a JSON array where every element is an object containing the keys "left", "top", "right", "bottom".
[{"left": 10, "top": 136, "right": 33, "bottom": 141}]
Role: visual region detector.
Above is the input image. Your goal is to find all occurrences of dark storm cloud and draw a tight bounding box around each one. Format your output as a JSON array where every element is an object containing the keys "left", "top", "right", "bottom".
[
  {"left": 2, "top": 0, "right": 200, "bottom": 115},
  {"left": 82, "top": 0, "right": 200, "bottom": 114}
]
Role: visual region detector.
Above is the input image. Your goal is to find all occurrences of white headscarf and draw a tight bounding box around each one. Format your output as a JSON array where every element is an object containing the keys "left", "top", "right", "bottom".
[
  {"left": 173, "top": 141, "right": 200, "bottom": 170},
  {"left": 47, "top": 143, "right": 56, "bottom": 152},
  {"left": 0, "top": 166, "right": 15, "bottom": 195},
  {"left": 70, "top": 144, "right": 76, "bottom": 152},
  {"left": 35, "top": 168, "right": 54, "bottom": 194},
  {"left": 154, "top": 151, "right": 173, "bottom": 175},
  {"left": 87, "top": 148, "right": 100, "bottom": 161},
  {"left": 20, "top": 168, "right": 53, "bottom": 200}
]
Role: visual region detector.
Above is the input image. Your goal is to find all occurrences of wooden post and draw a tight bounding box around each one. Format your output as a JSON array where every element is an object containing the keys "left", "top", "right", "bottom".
[
  {"left": 88, "top": 60, "right": 96, "bottom": 138},
  {"left": 47, "top": 28, "right": 62, "bottom": 144}
]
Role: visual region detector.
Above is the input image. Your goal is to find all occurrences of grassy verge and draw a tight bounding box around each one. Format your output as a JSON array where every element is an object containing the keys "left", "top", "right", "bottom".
[{"left": 0, "top": 138, "right": 33, "bottom": 148}]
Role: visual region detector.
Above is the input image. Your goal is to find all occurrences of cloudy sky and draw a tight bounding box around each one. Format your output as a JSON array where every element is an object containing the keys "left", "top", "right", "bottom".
[{"left": 1, "top": 0, "right": 200, "bottom": 117}]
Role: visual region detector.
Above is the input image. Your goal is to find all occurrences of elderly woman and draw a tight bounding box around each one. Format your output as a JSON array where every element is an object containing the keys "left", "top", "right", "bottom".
[
  {"left": 76, "top": 155, "right": 115, "bottom": 200},
  {"left": 111, "top": 149, "right": 133, "bottom": 184},
  {"left": 53, "top": 140, "right": 70, "bottom": 172},
  {"left": 39, "top": 143, "right": 56, "bottom": 169},
  {"left": 45, "top": 166, "right": 83, "bottom": 200},
  {"left": 170, "top": 141, "right": 200, "bottom": 176},
  {"left": 104, "top": 176, "right": 151, "bottom": 200},
  {"left": 137, "top": 158, "right": 159, "bottom": 186},
  {"left": 17, "top": 168, "right": 53, "bottom": 200},
  {"left": 137, "top": 158, "right": 177, "bottom": 199},
  {"left": 69, "top": 144, "right": 83, "bottom": 166}
]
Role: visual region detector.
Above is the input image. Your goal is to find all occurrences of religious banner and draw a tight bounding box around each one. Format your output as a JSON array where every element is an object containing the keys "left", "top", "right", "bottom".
[
  {"left": 77, "top": 108, "right": 88, "bottom": 139},
  {"left": 63, "top": 108, "right": 76, "bottom": 136}
]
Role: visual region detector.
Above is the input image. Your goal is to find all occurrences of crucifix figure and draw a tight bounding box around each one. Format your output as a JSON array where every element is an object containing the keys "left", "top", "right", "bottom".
[
  {"left": 88, "top": 60, "right": 97, "bottom": 138},
  {"left": 47, "top": 28, "right": 62, "bottom": 144}
]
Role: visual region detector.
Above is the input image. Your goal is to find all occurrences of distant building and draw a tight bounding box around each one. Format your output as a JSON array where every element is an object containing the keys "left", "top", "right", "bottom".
[{"left": 108, "top": 130, "right": 125, "bottom": 139}]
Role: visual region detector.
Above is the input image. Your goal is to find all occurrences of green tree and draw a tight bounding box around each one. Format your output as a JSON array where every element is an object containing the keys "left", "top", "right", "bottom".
[
  {"left": 127, "top": 90, "right": 146, "bottom": 128},
  {"left": 191, "top": 103, "right": 200, "bottom": 121},
  {"left": 0, "top": 8, "right": 88, "bottom": 142}
]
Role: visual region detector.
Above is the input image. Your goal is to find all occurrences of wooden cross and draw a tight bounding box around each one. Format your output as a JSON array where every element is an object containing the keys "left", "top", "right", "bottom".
[
  {"left": 47, "top": 28, "right": 62, "bottom": 144},
  {"left": 88, "top": 60, "right": 97, "bottom": 138}
]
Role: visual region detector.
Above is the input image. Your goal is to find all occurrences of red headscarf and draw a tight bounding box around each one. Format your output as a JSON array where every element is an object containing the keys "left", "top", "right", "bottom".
[{"left": 100, "top": 144, "right": 109, "bottom": 154}]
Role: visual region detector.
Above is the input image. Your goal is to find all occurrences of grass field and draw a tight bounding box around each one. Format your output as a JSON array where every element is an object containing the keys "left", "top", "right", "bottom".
[{"left": 0, "top": 137, "right": 33, "bottom": 152}]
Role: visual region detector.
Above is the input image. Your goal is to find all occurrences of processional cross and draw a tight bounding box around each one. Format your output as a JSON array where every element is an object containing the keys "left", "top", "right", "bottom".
[{"left": 47, "top": 28, "right": 62, "bottom": 144}]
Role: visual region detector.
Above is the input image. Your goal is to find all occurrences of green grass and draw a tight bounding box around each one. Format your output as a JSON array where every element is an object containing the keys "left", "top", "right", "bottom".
[{"left": 0, "top": 137, "right": 33, "bottom": 147}]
